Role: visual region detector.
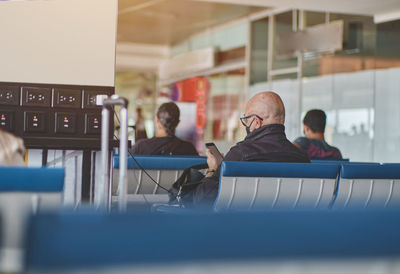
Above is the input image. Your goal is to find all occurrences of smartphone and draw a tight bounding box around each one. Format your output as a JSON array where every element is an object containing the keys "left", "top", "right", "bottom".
[{"left": 205, "top": 142, "right": 224, "bottom": 166}]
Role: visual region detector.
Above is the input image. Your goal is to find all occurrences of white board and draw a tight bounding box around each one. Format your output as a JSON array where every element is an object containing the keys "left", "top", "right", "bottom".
[{"left": 0, "top": 0, "right": 117, "bottom": 87}]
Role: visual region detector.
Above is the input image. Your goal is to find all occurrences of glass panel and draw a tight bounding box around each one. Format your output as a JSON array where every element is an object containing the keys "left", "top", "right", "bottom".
[
  {"left": 303, "top": 14, "right": 376, "bottom": 78},
  {"left": 273, "top": 11, "right": 297, "bottom": 70},
  {"left": 212, "top": 23, "right": 248, "bottom": 51},
  {"left": 271, "top": 76, "right": 299, "bottom": 141},
  {"left": 250, "top": 17, "right": 269, "bottom": 85},
  {"left": 301, "top": 70, "right": 375, "bottom": 161},
  {"left": 374, "top": 68, "right": 400, "bottom": 162},
  {"left": 376, "top": 19, "right": 400, "bottom": 68},
  {"left": 302, "top": 75, "right": 335, "bottom": 143},
  {"left": 329, "top": 13, "right": 376, "bottom": 56},
  {"left": 302, "top": 75, "right": 333, "bottom": 111},
  {"left": 331, "top": 71, "right": 375, "bottom": 161},
  {"left": 204, "top": 72, "right": 245, "bottom": 154}
]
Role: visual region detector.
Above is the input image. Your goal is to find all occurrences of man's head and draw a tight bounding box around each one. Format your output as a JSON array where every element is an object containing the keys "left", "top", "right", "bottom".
[
  {"left": 156, "top": 102, "right": 180, "bottom": 136},
  {"left": 241, "top": 91, "right": 285, "bottom": 133},
  {"left": 0, "top": 129, "right": 25, "bottom": 166},
  {"left": 302, "top": 109, "right": 326, "bottom": 138}
]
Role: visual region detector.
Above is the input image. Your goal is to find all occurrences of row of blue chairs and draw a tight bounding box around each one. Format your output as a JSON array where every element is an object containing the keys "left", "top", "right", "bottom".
[
  {"left": 0, "top": 167, "right": 65, "bottom": 272},
  {"left": 112, "top": 155, "right": 400, "bottom": 211},
  {"left": 22, "top": 209, "right": 400, "bottom": 272},
  {"left": 214, "top": 161, "right": 400, "bottom": 211},
  {"left": 1, "top": 164, "right": 400, "bottom": 272}
]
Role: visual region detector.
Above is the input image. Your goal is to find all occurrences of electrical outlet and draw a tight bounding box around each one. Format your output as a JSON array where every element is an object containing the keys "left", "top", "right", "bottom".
[
  {"left": 24, "top": 111, "right": 47, "bottom": 133},
  {"left": 55, "top": 112, "right": 76, "bottom": 134},
  {"left": 83, "top": 90, "right": 108, "bottom": 109},
  {"left": 0, "top": 111, "right": 15, "bottom": 132},
  {"left": 54, "top": 88, "right": 81, "bottom": 108},
  {"left": 22, "top": 87, "right": 51, "bottom": 107},
  {"left": 0, "top": 85, "right": 19, "bottom": 106},
  {"left": 85, "top": 113, "right": 101, "bottom": 134}
]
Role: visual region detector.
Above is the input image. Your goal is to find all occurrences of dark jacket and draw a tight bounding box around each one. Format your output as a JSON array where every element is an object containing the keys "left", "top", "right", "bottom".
[
  {"left": 131, "top": 136, "right": 198, "bottom": 156},
  {"left": 193, "top": 124, "right": 310, "bottom": 207}
]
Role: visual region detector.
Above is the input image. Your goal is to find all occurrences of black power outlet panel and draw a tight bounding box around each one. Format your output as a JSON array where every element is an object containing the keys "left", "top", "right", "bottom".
[
  {"left": 0, "top": 85, "right": 19, "bottom": 106},
  {"left": 0, "top": 82, "right": 114, "bottom": 150},
  {"left": 53, "top": 88, "right": 81, "bottom": 108},
  {"left": 22, "top": 86, "right": 51, "bottom": 107}
]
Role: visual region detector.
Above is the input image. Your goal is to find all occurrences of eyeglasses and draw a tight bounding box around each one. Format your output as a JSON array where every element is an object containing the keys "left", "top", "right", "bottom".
[{"left": 239, "top": 114, "right": 263, "bottom": 127}]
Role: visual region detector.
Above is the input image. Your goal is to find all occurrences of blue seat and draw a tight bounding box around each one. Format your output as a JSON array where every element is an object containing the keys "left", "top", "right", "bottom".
[
  {"left": 334, "top": 164, "right": 400, "bottom": 209},
  {"left": 114, "top": 155, "right": 207, "bottom": 170},
  {"left": 311, "top": 160, "right": 379, "bottom": 165},
  {"left": 0, "top": 167, "right": 65, "bottom": 192},
  {"left": 311, "top": 158, "right": 349, "bottom": 163},
  {"left": 214, "top": 161, "right": 340, "bottom": 211},
  {"left": 112, "top": 155, "right": 207, "bottom": 206},
  {"left": 382, "top": 163, "right": 400, "bottom": 167},
  {"left": 0, "top": 167, "right": 65, "bottom": 271},
  {"left": 25, "top": 209, "right": 400, "bottom": 271}
]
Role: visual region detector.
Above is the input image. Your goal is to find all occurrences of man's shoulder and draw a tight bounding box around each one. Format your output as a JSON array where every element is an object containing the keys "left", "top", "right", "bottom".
[
  {"left": 176, "top": 137, "right": 193, "bottom": 146},
  {"left": 172, "top": 137, "right": 198, "bottom": 155},
  {"left": 223, "top": 143, "right": 244, "bottom": 161},
  {"left": 294, "top": 136, "right": 310, "bottom": 147},
  {"left": 327, "top": 143, "right": 342, "bottom": 155},
  {"left": 131, "top": 137, "right": 157, "bottom": 154},
  {"left": 135, "top": 137, "right": 156, "bottom": 146}
]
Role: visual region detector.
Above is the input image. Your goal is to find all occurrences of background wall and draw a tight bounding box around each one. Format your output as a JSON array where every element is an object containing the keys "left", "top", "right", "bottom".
[{"left": 0, "top": 0, "right": 117, "bottom": 87}]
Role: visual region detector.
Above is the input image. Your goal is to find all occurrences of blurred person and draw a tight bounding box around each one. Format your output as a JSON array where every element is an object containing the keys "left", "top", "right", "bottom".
[
  {"left": 0, "top": 129, "right": 25, "bottom": 166},
  {"left": 294, "top": 109, "right": 342, "bottom": 160},
  {"left": 193, "top": 91, "right": 309, "bottom": 206},
  {"left": 134, "top": 107, "right": 147, "bottom": 142},
  {"left": 131, "top": 102, "right": 198, "bottom": 155}
]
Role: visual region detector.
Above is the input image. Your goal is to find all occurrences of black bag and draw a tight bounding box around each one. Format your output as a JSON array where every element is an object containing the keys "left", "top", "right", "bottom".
[{"left": 168, "top": 163, "right": 208, "bottom": 207}]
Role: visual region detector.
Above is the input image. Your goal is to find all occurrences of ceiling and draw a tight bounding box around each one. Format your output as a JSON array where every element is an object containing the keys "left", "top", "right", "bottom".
[
  {"left": 117, "top": 0, "right": 267, "bottom": 45},
  {"left": 197, "top": 0, "right": 400, "bottom": 18},
  {"left": 117, "top": 0, "right": 400, "bottom": 47}
]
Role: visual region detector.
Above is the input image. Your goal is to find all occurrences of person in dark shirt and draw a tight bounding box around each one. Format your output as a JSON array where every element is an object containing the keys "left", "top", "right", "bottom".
[
  {"left": 193, "top": 91, "right": 310, "bottom": 207},
  {"left": 131, "top": 102, "right": 198, "bottom": 156},
  {"left": 293, "top": 109, "right": 342, "bottom": 160}
]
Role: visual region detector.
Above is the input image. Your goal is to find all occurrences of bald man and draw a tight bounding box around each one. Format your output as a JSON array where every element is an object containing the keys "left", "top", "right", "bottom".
[{"left": 193, "top": 92, "right": 310, "bottom": 207}]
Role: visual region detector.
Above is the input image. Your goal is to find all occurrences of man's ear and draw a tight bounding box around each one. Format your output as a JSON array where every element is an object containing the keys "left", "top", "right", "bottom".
[
  {"left": 155, "top": 115, "right": 161, "bottom": 128},
  {"left": 257, "top": 117, "right": 263, "bottom": 128},
  {"left": 303, "top": 124, "right": 311, "bottom": 136}
]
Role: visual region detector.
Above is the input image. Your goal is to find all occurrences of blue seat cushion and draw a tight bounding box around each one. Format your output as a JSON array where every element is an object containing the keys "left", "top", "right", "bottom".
[
  {"left": 340, "top": 164, "right": 400, "bottom": 179},
  {"left": 26, "top": 209, "right": 400, "bottom": 270},
  {"left": 113, "top": 155, "right": 207, "bottom": 170},
  {"left": 0, "top": 167, "right": 65, "bottom": 192},
  {"left": 221, "top": 161, "right": 340, "bottom": 179}
]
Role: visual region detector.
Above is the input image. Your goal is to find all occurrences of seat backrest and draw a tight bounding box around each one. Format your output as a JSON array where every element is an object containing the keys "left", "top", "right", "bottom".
[
  {"left": 311, "top": 160, "right": 379, "bottom": 165},
  {"left": 334, "top": 163, "right": 400, "bottom": 209},
  {"left": 25, "top": 210, "right": 400, "bottom": 272},
  {"left": 0, "top": 167, "right": 65, "bottom": 253},
  {"left": 311, "top": 158, "right": 350, "bottom": 163},
  {"left": 112, "top": 155, "right": 206, "bottom": 195},
  {"left": 214, "top": 161, "right": 340, "bottom": 211},
  {"left": 0, "top": 167, "right": 65, "bottom": 193}
]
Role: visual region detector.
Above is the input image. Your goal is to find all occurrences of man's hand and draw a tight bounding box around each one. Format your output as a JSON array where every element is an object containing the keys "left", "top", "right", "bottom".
[{"left": 205, "top": 149, "right": 218, "bottom": 177}]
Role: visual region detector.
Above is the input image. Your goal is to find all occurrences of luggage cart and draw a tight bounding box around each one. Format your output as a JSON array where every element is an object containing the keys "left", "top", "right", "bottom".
[{"left": 96, "top": 95, "right": 129, "bottom": 212}]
